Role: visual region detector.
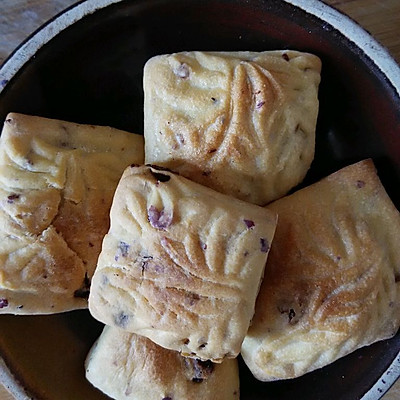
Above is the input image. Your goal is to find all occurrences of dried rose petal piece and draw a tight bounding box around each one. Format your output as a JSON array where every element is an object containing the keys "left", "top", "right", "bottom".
[
  {"left": 175, "top": 63, "right": 190, "bottom": 79},
  {"left": 148, "top": 205, "right": 173, "bottom": 230},
  {"left": 0, "top": 298, "right": 9, "bottom": 308},
  {"left": 244, "top": 219, "right": 255, "bottom": 229}
]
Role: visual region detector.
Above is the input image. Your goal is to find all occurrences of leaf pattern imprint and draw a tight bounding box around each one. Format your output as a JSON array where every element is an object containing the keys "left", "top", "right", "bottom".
[
  {"left": 158, "top": 236, "right": 240, "bottom": 296},
  {"left": 300, "top": 197, "right": 383, "bottom": 327},
  {"left": 217, "top": 61, "right": 284, "bottom": 163}
]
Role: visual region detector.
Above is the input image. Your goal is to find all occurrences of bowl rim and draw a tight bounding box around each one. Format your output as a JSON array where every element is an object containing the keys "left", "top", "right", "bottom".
[
  {"left": 287, "top": 0, "right": 400, "bottom": 97},
  {"left": 0, "top": 358, "right": 31, "bottom": 400},
  {"left": 0, "top": 0, "right": 400, "bottom": 98},
  {"left": 362, "top": 353, "right": 400, "bottom": 400},
  {"left": 0, "top": 0, "right": 399, "bottom": 399}
]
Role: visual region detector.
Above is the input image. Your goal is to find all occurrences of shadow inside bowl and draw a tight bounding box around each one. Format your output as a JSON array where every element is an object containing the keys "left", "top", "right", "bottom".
[{"left": 0, "top": 1, "right": 399, "bottom": 399}]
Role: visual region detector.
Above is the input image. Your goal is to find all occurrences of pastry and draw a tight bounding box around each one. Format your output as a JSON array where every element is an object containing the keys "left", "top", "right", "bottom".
[
  {"left": 88, "top": 164, "right": 277, "bottom": 362},
  {"left": 85, "top": 325, "right": 240, "bottom": 400},
  {"left": 144, "top": 50, "right": 321, "bottom": 205},
  {"left": 241, "top": 159, "right": 400, "bottom": 380},
  {"left": 0, "top": 113, "right": 144, "bottom": 314}
]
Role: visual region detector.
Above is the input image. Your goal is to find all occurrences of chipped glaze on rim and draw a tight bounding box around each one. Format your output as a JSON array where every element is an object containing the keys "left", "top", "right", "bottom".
[{"left": 0, "top": 0, "right": 399, "bottom": 399}]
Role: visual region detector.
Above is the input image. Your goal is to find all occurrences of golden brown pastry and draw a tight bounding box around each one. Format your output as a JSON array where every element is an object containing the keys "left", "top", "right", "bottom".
[
  {"left": 144, "top": 50, "right": 321, "bottom": 205},
  {"left": 85, "top": 326, "right": 240, "bottom": 400},
  {"left": 88, "top": 164, "right": 277, "bottom": 362},
  {"left": 0, "top": 113, "right": 144, "bottom": 314},
  {"left": 241, "top": 159, "right": 400, "bottom": 380}
]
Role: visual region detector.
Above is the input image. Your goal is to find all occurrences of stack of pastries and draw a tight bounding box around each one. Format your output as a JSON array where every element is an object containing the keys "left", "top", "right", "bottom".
[{"left": 0, "top": 50, "right": 399, "bottom": 400}]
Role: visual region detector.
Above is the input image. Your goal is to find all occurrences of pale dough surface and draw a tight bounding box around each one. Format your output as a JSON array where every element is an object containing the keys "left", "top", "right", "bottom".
[
  {"left": 89, "top": 164, "right": 277, "bottom": 362},
  {"left": 0, "top": 113, "right": 144, "bottom": 314},
  {"left": 144, "top": 50, "right": 321, "bottom": 205},
  {"left": 85, "top": 325, "right": 240, "bottom": 400}
]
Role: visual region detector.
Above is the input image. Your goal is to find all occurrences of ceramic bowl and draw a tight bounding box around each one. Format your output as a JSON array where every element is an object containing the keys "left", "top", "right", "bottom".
[{"left": 0, "top": 1, "right": 399, "bottom": 399}]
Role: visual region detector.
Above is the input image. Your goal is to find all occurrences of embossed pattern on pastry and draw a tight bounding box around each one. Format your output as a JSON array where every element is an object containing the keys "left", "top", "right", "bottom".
[
  {"left": 241, "top": 159, "right": 400, "bottom": 381},
  {"left": 88, "top": 165, "right": 277, "bottom": 362},
  {"left": 0, "top": 113, "right": 144, "bottom": 314},
  {"left": 85, "top": 325, "right": 240, "bottom": 400},
  {"left": 144, "top": 50, "right": 321, "bottom": 205}
]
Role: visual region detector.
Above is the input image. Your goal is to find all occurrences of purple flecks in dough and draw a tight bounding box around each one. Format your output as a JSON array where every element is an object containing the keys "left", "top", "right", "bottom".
[
  {"left": 256, "top": 101, "right": 265, "bottom": 109},
  {"left": 7, "top": 193, "right": 20, "bottom": 203},
  {"left": 114, "top": 312, "right": 129, "bottom": 328},
  {"left": 118, "top": 241, "right": 130, "bottom": 257},
  {"left": 148, "top": 206, "right": 172, "bottom": 230},
  {"left": 0, "top": 298, "right": 9, "bottom": 308},
  {"left": 356, "top": 180, "right": 366, "bottom": 188},
  {"left": 175, "top": 63, "right": 190, "bottom": 79},
  {"left": 244, "top": 219, "right": 255, "bottom": 229}
]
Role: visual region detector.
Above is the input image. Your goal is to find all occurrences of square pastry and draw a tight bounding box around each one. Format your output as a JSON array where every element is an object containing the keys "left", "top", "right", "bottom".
[
  {"left": 0, "top": 113, "right": 144, "bottom": 314},
  {"left": 89, "top": 165, "right": 277, "bottom": 362},
  {"left": 144, "top": 50, "right": 321, "bottom": 205},
  {"left": 241, "top": 159, "right": 400, "bottom": 380},
  {"left": 85, "top": 326, "right": 240, "bottom": 400}
]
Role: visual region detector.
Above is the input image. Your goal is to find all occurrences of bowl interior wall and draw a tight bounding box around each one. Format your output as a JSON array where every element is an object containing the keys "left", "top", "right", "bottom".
[{"left": 0, "top": 1, "right": 399, "bottom": 399}]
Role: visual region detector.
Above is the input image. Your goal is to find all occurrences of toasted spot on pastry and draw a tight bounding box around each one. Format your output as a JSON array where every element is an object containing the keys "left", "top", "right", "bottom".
[
  {"left": 241, "top": 159, "right": 400, "bottom": 380},
  {"left": 0, "top": 113, "right": 144, "bottom": 314},
  {"left": 85, "top": 326, "right": 240, "bottom": 400}
]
